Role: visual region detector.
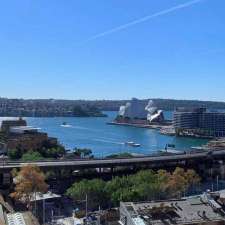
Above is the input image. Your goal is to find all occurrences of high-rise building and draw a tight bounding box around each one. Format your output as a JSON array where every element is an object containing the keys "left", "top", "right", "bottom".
[{"left": 173, "top": 107, "right": 225, "bottom": 137}]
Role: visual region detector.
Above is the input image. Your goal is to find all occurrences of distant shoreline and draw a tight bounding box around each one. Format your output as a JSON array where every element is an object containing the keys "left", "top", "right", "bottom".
[
  {"left": 1, "top": 97, "right": 225, "bottom": 112},
  {"left": 0, "top": 114, "right": 108, "bottom": 118}
]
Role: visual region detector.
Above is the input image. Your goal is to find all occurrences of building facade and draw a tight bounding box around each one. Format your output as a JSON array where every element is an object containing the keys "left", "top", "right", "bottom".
[
  {"left": 1, "top": 118, "right": 27, "bottom": 133},
  {"left": 0, "top": 118, "right": 58, "bottom": 151},
  {"left": 173, "top": 108, "right": 225, "bottom": 137},
  {"left": 118, "top": 98, "right": 164, "bottom": 123}
]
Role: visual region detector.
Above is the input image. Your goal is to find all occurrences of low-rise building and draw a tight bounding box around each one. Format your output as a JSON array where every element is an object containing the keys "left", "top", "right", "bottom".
[
  {"left": 6, "top": 212, "right": 40, "bottom": 225},
  {"left": 1, "top": 118, "right": 27, "bottom": 133},
  {"left": 0, "top": 195, "right": 39, "bottom": 225},
  {"left": 6, "top": 132, "right": 56, "bottom": 151},
  {"left": 0, "top": 118, "right": 58, "bottom": 152},
  {"left": 9, "top": 126, "right": 40, "bottom": 134},
  {"left": 120, "top": 193, "right": 225, "bottom": 225}
]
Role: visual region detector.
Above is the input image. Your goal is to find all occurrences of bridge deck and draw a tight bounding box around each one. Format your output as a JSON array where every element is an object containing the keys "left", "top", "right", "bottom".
[{"left": 0, "top": 149, "right": 225, "bottom": 170}]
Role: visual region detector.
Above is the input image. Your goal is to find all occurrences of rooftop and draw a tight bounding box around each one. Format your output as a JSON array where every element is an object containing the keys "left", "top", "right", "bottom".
[
  {"left": 10, "top": 126, "right": 41, "bottom": 131},
  {"left": 121, "top": 194, "right": 225, "bottom": 225},
  {"left": 29, "top": 191, "right": 61, "bottom": 202},
  {"left": 6, "top": 212, "right": 39, "bottom": 225}
]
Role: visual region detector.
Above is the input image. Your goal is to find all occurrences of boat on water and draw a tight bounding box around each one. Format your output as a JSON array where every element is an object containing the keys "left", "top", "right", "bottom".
[
  {"left": 191, "top": 146, "right": 206, "bottom": 150},
  {"left": 160, "top": 144, "right": 185, "bottom": 155},
  {"left": 125, "top": 141, "right": 141, "bottom": 147},
  {"left": 60, "top": 122, "right": 72, "bottom": 128}
]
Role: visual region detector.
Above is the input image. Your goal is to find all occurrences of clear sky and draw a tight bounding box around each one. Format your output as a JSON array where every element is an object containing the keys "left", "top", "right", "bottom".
[{"left": 0, "top": 0, "right": 224, "bottom": 101}]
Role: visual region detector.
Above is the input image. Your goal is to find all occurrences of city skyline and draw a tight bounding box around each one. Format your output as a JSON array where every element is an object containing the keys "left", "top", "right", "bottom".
[{"left": 0, "top": 0, "right": 224, "bottom": 101}]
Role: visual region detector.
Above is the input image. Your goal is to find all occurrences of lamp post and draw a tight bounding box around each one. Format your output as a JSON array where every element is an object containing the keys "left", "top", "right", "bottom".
[
  {"left": 43, "top": 198, "right": 45, "bottom": 224},
  {"left": 76, "top": 194, "right": 88, "bottom": 224},
  {"left": 85, "top": 194, "right": 88, "bottom": 221},
  {"left": 216, "top": 175, "right": 219, "bottom": 191}
]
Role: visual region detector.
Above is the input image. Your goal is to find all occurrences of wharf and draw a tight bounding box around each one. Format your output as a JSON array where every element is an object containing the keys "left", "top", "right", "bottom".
[{"left": 107, "top": 121, "right": 172, "bottom": 130}]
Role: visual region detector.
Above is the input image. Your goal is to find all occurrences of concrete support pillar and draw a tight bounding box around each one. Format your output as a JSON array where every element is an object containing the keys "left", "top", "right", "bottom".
[
  {"left": 111, "top": 167, "right": 114, "bottom": 174},
  {"left": 3, "top": 172, "right": 11, "bottom": 186},
  {"left": 56, "top": 169, "right": 61, "bottom": 178},
  {"left": 219, "top": 161, "right": 225, "bottom": 180}
]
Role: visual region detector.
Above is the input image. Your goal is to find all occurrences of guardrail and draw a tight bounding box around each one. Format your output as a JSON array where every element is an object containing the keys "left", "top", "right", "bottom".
[
  {"left": 0, "top": 149, "right": 224, "bottom": 169},
  {"left": 0, "top": 148, "right": 212, "bottom": 164}
]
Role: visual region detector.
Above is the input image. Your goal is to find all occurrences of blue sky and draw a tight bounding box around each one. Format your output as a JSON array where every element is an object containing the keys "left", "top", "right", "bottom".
[{"left": 0, "top": 0, "right": 224, "bottom": 101}]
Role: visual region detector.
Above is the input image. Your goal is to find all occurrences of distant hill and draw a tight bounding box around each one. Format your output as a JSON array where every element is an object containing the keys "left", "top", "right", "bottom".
[
  {"left": 0, "top": 98, "right": 107, "bottom": 117},
  {"left": 84, "top": 99, "right": 225, "bottom": 111},
  {"left": 150, "top": 99, "right": 225, "bottom": 111},
  {"left": 0, "top": 98, "right": 225, "bottom": 116}
]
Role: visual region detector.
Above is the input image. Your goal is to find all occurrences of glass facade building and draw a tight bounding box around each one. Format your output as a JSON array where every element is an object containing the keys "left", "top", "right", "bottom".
[{"left": 173, "top": 108, "right": 225, "bottom": 137}]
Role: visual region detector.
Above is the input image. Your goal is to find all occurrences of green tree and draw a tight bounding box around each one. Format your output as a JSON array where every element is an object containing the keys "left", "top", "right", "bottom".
[
  {"left": 66, "top": 167, "right": 201, "bottom": 208},
  {"left": 105, "top": 176, "right": 138, "bottom": 205},
  {"left": 44, "top": 147, "right": 65, "bottom": 158},
  {"left": 21, "top": 151, "right": 43, "bottom": 161},
  {"left": 156, "top": 169, "right": 171, "bottom": 199},
  {"left": 106, "top": 152, "right": 133, "bottom": 159},
  {"left": 73, "top": 148, "right": 93, "bottom": 158},
  {"left": 66, "top": 179, "right": 107, "bottom": 210},
  {"left": 8, "top": 148, "right": 22, "bottom": 160},
  {"left": 131, "top": 170, "right": 161, "bottom": 201}
]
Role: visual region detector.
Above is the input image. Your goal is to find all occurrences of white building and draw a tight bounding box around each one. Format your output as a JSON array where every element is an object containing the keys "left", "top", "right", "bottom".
[
  {"left": 145, "top": 100, "right": 164, "bottom": 123},
  {"left": 118, "top": 99, "right": 164, "bottom": 123},
  {"left": 118, "top": 98, "right": 148, "bottom": 119}
]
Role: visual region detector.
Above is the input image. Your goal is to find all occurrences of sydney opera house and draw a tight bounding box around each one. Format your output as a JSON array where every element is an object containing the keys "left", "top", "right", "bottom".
[{"left": 117, "top": 98, "right": 164, "bottom": 123}]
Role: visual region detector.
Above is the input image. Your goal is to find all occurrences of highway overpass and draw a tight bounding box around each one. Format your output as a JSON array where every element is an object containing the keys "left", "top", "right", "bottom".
[{"left": 0, "top": 149, "right": 225, "bottom": 171}]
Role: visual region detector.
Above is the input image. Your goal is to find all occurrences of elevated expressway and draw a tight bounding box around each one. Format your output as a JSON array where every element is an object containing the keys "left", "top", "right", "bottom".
[{"left": 1, "top": 149, "right": 225, "bottom": 171}]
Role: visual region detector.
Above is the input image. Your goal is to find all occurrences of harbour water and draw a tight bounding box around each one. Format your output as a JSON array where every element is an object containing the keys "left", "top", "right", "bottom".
[{"left": 1, "top": 112, "right": 209, "bottom": 157}]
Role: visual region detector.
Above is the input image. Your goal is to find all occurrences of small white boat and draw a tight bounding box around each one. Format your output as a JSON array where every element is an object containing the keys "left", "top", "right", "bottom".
[
  {"left": 125, "top": 141, "right": 135, "bottom": 145},
  {"left": 125, "top": 141, "right": 141, "bottom": 147},
  {"left": 60, "top": 122, "right": 72, "bottom": 128},
  {"left": 191, "top": 146, "right": 205, "bottom": 150},
  {"left": 132, "top": 143, "right": 141, "bottom": 147}
]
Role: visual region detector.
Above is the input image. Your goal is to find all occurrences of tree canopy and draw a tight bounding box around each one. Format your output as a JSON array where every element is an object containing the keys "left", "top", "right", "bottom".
[
  {"left": 8, "top": 145, "right": 65, "bottom": 160},
  {"left": 10, "top": 165, "right": 48, "bottom": 210},
  {"left": 66, "top": 179, "right": 107, "bottom": 210},
  {"left": 73, "top": 148, "right": 93, "bottom": 158},
  {"left": 66, "top": 167, "right": 200, "bottom": 209},
  {"left": 21, "top": 151, "right": 43, "bottom": 161}
]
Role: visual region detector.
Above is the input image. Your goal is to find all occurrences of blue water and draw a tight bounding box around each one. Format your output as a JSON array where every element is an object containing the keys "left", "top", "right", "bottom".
[
  {"left": 0, "top": 112, "right": 209, "bottom": 157},
  {"left": 28, "top": 111, "right": 209, "bottom": 157}
]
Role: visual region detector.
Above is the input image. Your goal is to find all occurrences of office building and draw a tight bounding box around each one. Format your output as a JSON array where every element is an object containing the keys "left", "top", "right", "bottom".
[{"left": 173, "top": 107, "right": 225, "bottom": 137}]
